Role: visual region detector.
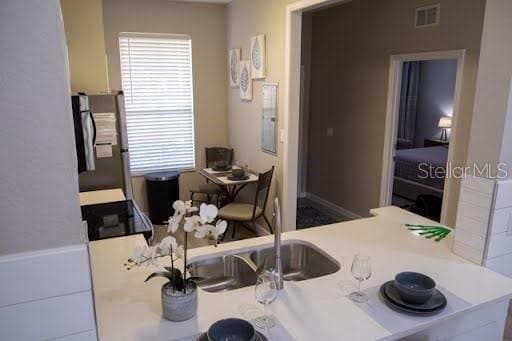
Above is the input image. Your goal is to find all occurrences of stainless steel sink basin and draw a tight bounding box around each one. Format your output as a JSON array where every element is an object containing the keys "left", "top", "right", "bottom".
[
  {"left": 187, "top": 254, "right": 257, "bottom": 293},
  {"left": 188, "top": 240, "right": 340, "bottom": 293},
  {"left": 249, "top": 240, "right": 340, "bottom": 282}
]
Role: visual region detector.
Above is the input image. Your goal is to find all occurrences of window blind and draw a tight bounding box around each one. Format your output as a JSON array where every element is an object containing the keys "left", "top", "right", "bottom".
[{"left": 119, "top": 33, "right": 195, "bottom": 174}]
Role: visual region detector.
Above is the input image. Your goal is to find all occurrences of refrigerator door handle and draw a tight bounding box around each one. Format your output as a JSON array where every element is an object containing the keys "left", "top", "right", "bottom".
[{"left": 87, "top": 111, "right": 97, "bottom": 145}]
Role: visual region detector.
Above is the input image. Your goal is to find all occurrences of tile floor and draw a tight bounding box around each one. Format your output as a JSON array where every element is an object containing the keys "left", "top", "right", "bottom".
[{"left": 296, "top": 197, "right": 348, "bottom": 229}]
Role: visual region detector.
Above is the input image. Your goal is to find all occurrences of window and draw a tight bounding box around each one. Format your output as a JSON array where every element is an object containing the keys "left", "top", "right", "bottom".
[{"left": 119, "top": 33, "right": 195, "bottom": 174}]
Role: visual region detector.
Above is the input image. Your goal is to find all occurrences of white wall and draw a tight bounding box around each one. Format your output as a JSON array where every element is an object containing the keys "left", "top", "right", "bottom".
[{"left": 0, "top": 0, "right": 84, "bottom": 255}]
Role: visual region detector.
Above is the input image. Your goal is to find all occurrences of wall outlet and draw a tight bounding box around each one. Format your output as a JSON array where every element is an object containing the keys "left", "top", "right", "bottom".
[{"left": 327, "top": 127, "right": 334, "bottom": 137}]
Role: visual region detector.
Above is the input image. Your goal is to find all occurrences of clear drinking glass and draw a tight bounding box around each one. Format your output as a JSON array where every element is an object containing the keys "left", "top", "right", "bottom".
[
  {"left": 349, "top": 254, "right": 372, "bottom": 303},
  {"left": 254, "top": 271, "right": 277, "bottom": 329}
]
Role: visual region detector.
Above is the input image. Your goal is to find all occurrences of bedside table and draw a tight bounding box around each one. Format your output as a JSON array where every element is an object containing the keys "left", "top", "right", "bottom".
[{"left": 424, "top": 139, "right": 449, "bottom": 147}]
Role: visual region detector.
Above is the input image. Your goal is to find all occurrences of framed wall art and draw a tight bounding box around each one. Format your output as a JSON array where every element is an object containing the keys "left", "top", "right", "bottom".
[
  {"left": 229, "top": 48, "right": 241, "bottom": 87},
  {"left": 239, "top": 60, "right": 252, "bottom": 100},
  {"left": 250, "top": 34, "right": 266, "bottom": 79}
]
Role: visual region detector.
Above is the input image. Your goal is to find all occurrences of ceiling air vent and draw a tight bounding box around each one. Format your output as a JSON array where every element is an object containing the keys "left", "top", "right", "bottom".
[{"left": 415, "top": 4, "right": 440, "bottom": 28}]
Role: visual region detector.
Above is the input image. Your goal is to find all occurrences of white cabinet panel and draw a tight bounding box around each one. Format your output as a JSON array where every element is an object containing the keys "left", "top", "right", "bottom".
[
  {"left": 459, "top": 186, "right": 493, "bottom": 210},
  {"left": 495, "top": 180, "right": 512, "bottom": 209},
  {"left": 453, "top": 241, "right": 483, "bottom": 265},
  {"left": 456, "top": 216, "right": 489, "bottom": 238},
  {"left": 488, "top": 232, "right": 512, "bottom": 259},
  {"left": 456, "top": 201, "right": 492, "bottom": 224},
  {"left": 453, "top": 228, "right": 485, "bottom": 253},
  {"left": 490, "top": 207, "right": 512, "bottom": 235},
  {"left": 0, "top": 292, "right": 96, "bottom": 341},
  {"left": 485, "top": 252, "right": 512, "bottom": 277},
  {"left": 0, "top": 244, "right": 91, "bottom": 307},
  {"left": 450, "top": 322, "right": 500, "bottom": 341}
]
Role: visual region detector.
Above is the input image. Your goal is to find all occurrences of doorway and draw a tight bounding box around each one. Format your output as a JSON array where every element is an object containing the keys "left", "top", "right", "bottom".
[{"left": 380, "top": 51, "right": 465, "bottom": 223}]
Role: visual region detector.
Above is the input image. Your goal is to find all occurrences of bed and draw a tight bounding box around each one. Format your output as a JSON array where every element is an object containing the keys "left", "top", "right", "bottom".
[{"left": 393, "top": 146, "right": 448, "bottom": 201}]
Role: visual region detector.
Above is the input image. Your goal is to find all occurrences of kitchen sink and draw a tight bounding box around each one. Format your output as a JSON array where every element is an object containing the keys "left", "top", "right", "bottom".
[
  {"left": 187, "top": 253, "right": 257, "bottom": 293},
  {"left": 188, "top": 240, "right": 340, "bottom": 293}
]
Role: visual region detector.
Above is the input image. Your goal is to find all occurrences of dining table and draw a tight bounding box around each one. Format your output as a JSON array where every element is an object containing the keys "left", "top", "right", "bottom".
[{"left": 196, "top": 166, "right": 259, "bottom": 202}]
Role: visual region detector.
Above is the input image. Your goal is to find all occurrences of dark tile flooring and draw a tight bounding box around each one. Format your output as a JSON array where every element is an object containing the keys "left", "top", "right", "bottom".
[{"left": 296, "top": 197, "right": 346, "bottom": 229}]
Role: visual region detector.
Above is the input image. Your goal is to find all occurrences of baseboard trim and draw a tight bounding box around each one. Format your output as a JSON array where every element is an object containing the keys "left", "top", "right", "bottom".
[{"left": 305, "top": 192, "right": 362, "bottom": 220}]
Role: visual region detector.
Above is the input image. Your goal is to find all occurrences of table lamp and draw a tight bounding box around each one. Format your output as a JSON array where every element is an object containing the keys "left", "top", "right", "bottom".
[{"left": 438, "top": 117, "right": 452, "bottom": 142}]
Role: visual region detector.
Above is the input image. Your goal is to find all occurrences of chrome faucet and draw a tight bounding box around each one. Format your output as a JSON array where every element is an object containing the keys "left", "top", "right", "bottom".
[
  {"left": 230, "top": 198, "right": 284, "bottom": 290},
  {"left": 274, "top": 197, "right": 284, "bottom": 290}
]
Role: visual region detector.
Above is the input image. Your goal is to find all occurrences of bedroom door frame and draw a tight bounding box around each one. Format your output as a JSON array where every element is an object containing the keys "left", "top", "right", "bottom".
[
  {"left": 283, "top": 0, "right": 352, "bottom": 230},
  {"left": 380, "top": 49, "right": 466, "bottom": 225}
]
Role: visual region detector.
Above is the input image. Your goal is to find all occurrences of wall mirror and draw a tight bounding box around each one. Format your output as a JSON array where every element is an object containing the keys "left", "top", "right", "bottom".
[{"left": 262, "top": 83, "right": 278, "bottom": 155}]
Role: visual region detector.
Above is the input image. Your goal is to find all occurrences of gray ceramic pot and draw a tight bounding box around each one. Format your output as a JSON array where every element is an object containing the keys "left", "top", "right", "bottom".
[{"left": 161, "top": 282, "right": 198, "bottom": 322}]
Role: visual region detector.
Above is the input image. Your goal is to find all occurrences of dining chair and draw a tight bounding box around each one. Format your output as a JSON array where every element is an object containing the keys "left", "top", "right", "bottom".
[
  {"left": 218, "top": 166, "right": 274, "bottom": 240},
  {"left": 190, "top": 147, "right": 234, "bottom": 205}
]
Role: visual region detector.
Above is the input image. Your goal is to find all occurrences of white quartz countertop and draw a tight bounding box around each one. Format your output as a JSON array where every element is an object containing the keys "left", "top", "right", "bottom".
[{"left": 89, "top": 206, "right": 512, "bottom": 340}]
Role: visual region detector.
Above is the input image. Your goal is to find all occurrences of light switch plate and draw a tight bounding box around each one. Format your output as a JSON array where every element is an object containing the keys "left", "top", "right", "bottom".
[{"left": 280, "top": 129, "right": 286, "bottom": 143}]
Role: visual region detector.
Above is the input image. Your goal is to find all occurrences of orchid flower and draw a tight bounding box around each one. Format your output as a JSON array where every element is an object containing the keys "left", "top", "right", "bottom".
[
  {"left": 199, "top": 203, "right": 218, "bottom": 224},
  {"left": 194, "top": 220, "right": 228, "bottom": 240},
  {"left": 159, "top": 236, "right": 178, "bottom": 255},
  {"left": 167, "top": 200, "right": 198, "bottom": 232},
  {"left": 132, "top": 245, "right": 158, "bottom": 267},
  {"left": 132, "top": 245, "right": 147, "bottom": 265},
  {"left": 127, "top": 199, "right": 227, "bottom": 293},
  {"left": 184, "top": 215, "right": 202, "bottom": 232}
]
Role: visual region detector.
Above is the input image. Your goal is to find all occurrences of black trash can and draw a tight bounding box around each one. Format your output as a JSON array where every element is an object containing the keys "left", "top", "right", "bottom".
[{"left": 145, "top": 171, "right": 180, "bottom": 224}]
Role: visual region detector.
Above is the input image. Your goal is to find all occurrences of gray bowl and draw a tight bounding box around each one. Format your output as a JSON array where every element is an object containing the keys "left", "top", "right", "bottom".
[
  {"left": 231, "top": 168, "right": 246, "bottom": 178},
  {"left": 394, "top": 272, "right": 436, "bottom": 305},
  {"left": 207, "top": 318, "right": 255, "bottom": 341}
]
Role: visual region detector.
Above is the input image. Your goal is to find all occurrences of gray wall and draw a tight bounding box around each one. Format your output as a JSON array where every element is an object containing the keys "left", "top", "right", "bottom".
[
  {"left": 0, "top": 0, "right": 83, "bottom": 255},
  {"left": 305, "top": 0, "right": 485, "bottom": 225},
  {"left": 414, "top": 59, "right": 458, "bottom": 148}
]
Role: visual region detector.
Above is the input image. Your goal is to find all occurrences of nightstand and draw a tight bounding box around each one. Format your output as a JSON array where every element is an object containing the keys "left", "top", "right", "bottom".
[{"left": 424, "top": 139, "right": 449, "bottom": 147}]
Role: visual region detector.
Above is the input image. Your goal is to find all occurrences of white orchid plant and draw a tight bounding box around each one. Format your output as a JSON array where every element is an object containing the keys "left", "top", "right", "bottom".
[{"left": 125, "top": 200, "right": 227, "bottom": 293}]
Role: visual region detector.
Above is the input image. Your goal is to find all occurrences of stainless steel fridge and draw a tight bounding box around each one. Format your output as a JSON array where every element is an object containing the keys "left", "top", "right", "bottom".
[{"left": 72, "top": 91, "right": 133, "bottom": 200}]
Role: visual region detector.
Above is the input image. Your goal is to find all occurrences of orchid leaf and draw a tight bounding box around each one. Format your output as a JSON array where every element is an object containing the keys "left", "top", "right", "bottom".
[
  {"left": 162, "top": 267, "right": 184, "bottom": 290},
  {"left": 145, "top": 272, "right": 173, "bottom": 283}
]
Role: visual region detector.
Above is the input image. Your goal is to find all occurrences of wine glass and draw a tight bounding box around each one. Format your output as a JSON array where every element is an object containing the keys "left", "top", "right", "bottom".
[
  {"left": 254, "top": 271, "right": 277, "bottom": 329},
  {"left": 348, "top": 254, "right": 372, "bottom": 303}
]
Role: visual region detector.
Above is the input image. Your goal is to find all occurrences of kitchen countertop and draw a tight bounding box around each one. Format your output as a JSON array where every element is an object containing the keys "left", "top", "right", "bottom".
[
  {"left": 79, "top": 189, "right": 126, "bottom": 206},
  {"left": 89, "top": 206, "right": 512, "bottom": 340}
]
